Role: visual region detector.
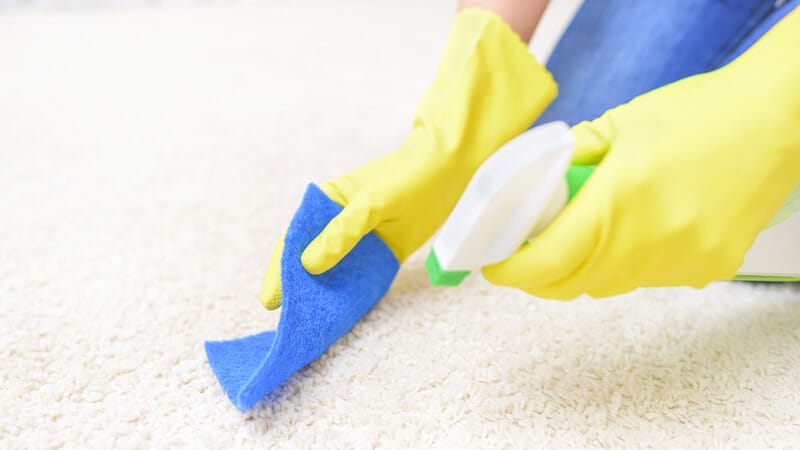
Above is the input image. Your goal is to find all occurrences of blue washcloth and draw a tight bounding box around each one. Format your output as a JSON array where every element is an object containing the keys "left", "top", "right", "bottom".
[{"left": 205, "top": 184, "right": 400, "bottom": 411}]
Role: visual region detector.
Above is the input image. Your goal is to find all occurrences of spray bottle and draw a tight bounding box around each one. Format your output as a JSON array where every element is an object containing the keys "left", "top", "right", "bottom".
[{"left": 425, "top": 121, "right": 593, "bottom": 286}]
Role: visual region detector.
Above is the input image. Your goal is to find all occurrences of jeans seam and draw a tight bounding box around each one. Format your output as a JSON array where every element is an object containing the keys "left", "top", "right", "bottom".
[{"left": 711, "top": 0, "right": 783, "bottom": 69}]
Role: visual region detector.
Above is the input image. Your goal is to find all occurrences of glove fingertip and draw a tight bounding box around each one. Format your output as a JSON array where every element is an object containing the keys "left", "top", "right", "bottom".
[
  {"left": 302, "top": 202, "right": 378, "bottom": 275},
  {"left": 301, "top": 233, "right": 354, "bottom": 275},
  {"left": 260, "top": 289, "right": 282, "bottom": 310},
  {"left": 300, "top": 241, "right": 332, "bottom": 275},
  {"left": 259, "top": 266, "right": 282, "bottom": 310},
  {"left": 480, "top": 260, "right": 513, "bottom": 286},
  {"left": 260, "top": 237, "right": 285, "bottom": 310}
]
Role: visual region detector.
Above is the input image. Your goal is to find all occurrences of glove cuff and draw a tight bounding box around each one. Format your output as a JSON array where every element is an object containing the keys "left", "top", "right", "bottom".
[{"left": 411, "top": 8, "right": 557, "bottom": 171}]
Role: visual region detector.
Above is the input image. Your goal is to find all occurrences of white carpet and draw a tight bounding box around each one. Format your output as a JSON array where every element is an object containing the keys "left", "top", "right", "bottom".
[{"left": 2, "top": 2, "right": 800, "bottom": 448}]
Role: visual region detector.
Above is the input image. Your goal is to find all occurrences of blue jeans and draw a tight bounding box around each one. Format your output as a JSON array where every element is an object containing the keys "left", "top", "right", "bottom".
[{"left": 537, "top": 0, "right": 799, "bottom": 126}]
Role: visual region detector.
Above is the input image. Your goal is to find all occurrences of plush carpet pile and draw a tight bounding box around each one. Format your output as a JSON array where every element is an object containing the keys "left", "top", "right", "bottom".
[{"left": 2, "top": 1, "right": 799, "bottom": 448}]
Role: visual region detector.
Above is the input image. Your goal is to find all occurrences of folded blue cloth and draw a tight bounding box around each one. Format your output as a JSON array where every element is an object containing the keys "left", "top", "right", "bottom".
[{"left": 205, "top": 184, "right": 400, "bottom": 411}]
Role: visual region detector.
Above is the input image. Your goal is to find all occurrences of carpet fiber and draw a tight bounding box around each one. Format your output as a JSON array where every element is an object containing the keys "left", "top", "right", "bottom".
[{"left": 2, "top": 1, "right": 800, "bottom": 448}]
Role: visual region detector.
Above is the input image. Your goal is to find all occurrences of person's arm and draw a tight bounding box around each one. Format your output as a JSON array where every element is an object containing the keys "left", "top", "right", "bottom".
[{"left": 458, "top": 0, "right": 550, "bottom": 42}]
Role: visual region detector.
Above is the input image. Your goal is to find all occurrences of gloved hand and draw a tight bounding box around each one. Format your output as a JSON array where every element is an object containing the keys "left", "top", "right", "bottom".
[
  {"left": 261, "top": 8, "right": 557, "bottom": 309},
  {"left": 482, "top": 9, "right": 800, "bottom": 299}
]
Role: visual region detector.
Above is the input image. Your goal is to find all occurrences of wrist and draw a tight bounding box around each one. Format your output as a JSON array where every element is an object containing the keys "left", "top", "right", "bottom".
[{"left": 457, "top": 0, "right": 549, "bottom": 42}]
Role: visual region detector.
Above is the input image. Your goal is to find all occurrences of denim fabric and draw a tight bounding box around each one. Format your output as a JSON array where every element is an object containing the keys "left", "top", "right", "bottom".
[
  {"left": 721, "top": 0, "right": 799, "bottom": 66},
  {"left": 537, "top": 0, "right": 798, "bottom": 126}
]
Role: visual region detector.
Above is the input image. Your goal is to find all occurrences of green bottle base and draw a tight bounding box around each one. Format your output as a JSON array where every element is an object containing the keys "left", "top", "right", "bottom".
[
  {"left": 733, "top": 274, "right": 800, "bottom": 282},
  {"left": 425, "top": 249, "right": 471, "bottom": 287}
]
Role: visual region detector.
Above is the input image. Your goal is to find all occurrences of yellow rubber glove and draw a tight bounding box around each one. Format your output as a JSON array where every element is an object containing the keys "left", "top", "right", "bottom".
[
  {"left": 482, "top": 9, "right": 800, "bottom": 300},
  {"left": 260, "top": 8, "right": 557, "bottom": 309}
]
